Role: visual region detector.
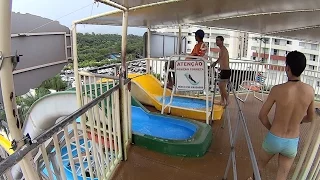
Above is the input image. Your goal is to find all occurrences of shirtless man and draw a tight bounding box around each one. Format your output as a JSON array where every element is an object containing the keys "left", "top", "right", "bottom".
[
  {"left": 211, "top": 36, "right": 230, "bottom": 106},
  {"left": 248, "top": 51, "right": 315, "bottom": 180}
]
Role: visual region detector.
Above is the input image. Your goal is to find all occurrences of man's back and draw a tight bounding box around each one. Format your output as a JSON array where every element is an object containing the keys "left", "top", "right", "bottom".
[{"left": 271, "top": 82, "right": 314, "bottom": 138}]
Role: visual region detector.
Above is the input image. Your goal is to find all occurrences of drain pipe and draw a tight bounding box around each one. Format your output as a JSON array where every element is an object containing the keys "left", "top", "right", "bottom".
[{"left": 0, "top": 0, "right": 39, "bottom": 179}]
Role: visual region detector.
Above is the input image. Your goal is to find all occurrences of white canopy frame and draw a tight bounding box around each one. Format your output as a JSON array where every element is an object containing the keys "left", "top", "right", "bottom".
[{"left": 72, "top": 1, "right": 320, "bottom": 180}]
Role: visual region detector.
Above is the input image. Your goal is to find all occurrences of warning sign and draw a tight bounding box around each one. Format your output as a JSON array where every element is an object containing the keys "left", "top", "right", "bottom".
[{"left": 175, "top": 60, "right": 205, "bottom": 91}]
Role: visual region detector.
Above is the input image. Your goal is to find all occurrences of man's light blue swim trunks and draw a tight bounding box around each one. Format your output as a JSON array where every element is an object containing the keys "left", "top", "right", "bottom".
[{"left": 262, "top": 132, "right": 299, "bottom": 158}]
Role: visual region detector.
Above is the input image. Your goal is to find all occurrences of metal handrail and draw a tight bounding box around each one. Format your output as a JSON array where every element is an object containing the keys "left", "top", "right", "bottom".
[
  {"left": 0, "top": 78, "right": 131, "bottom": 175},
  {"left": 221, "top": 80, "right": 261, "bottom": 180},
  {"left": 79, "top": 71, "right": 120, "bottom": 80}
]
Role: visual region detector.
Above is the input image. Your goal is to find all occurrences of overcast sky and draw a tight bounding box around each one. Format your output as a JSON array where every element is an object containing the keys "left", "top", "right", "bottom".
[{"left": 12, "top": 0, "right": 146, "bottom": 35}]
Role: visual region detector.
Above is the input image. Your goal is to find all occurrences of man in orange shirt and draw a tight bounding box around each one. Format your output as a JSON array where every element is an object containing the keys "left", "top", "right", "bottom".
[
  {"left": 167, "top": 29, "right": 208, "bottom": 89},
  {"left": 189, "top": 29, "right": 208, "bottom": 58}
]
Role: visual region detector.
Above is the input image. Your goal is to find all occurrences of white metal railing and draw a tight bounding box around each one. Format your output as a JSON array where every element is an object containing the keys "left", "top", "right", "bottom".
[
  {"left": 292, "top": 108, "right": 320, "bottom": 180},
  {"left": 0, "top": 72, "right": 131, "bottom": 180},
  {"left": 112, "top": 57, "right": 320, "bottom": 101}
]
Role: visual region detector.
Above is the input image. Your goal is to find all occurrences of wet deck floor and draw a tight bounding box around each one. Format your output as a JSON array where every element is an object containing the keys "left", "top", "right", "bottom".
[{"left": 112, "top": 94, "right": 320, "bottom": 180}]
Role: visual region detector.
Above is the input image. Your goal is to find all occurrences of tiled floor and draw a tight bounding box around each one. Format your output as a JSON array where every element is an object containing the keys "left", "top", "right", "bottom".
[{"left": 112, "top": 94, "right": 319, "bottom": 180}]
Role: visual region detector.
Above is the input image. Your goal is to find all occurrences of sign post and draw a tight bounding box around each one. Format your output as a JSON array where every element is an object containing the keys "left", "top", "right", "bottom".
[
  {"left": 175, "top": 60, "right": 205, "bottom": 91},
  {"left": 161, "top": 56, "right": 210, "bottom": 124}
]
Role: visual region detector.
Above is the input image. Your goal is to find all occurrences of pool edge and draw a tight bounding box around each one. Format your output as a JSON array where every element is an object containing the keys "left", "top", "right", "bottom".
[{"left": 131, "top": 96, "right": 213, "bottom": 157}]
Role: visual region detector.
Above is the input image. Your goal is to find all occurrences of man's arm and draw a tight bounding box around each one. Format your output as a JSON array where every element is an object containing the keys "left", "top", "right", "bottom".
[
  {"left": 258, "top": 87, "right": 276, "bottom": 130},
  {"left": 301, "top": 89, "right": 315, "bottom": 123},
  {"left": 211, "top": 48, "right": 224, "bottom": 67}
]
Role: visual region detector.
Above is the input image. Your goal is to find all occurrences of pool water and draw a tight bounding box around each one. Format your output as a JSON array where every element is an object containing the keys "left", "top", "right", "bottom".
[
  {"left": 157, "top": 96, "right": 212, "bottom": 109},
  {"left": 132, "top": 106, "right": 197, "bottom": 140}
]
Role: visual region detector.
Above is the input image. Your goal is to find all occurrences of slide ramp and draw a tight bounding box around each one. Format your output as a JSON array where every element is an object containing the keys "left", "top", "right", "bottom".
[{"left": 128, "top": 74, "right": 224, "bottom": 121}]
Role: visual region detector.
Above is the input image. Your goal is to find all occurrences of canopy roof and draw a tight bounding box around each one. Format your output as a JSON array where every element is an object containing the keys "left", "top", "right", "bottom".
[{"left": 77, "top": 0, "right": 320, "bottom": 42}]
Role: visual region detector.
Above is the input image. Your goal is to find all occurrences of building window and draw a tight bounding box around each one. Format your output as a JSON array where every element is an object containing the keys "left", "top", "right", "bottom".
[
  {"left": 253, "top": 57, "right": 256, "bottom": 60},
  {"left": 286, "top": 41, "right": 292, "bottom": 45},
  {"left": 311, "top": 44, "right": 318, "bottom": 50},
  {"left": 309, "top": 65, "right": 316, "bottom": 70},
  {"left": 188, "top": 41, "right": 192, "bottom": 44},
  {"left": 305, "top": 78, "right": 314, "bottom": 86},
  {"left": 299, "top": 42, "right": 305, "bottom": 47},
  {"left": 317, "top": 81, "right": 320, "bottom": 87},
  {"left": 265, "top": 38, "right": 269, "bottom": 44},
  {"left": 188, "top": 33, "right": 192, "bottom": 36},
  {"left": 311, "top": 54, "right": 316, "bottom": 61},
  {"left": 273, "top": 49, "right": 278, "bottom": 55},
  {"left": 274, "top": 39, "right": 280, "bottom": 45},
  {"left": 271, "top": 59, "right": 278, "bottom": 64}
]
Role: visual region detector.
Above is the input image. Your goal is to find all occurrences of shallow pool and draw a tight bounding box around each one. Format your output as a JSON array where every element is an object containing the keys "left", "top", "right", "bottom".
[
  {"left": 132, "top": 106, "right": 197, "bottom": 140},
  {"left": 156, "top": 96, "right": 212, "bottom": 109}
]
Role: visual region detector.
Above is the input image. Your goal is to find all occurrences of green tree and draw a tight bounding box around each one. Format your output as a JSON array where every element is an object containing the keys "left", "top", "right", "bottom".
[{"left": 39, "top": 75, "right": 67, "bottom": 91}]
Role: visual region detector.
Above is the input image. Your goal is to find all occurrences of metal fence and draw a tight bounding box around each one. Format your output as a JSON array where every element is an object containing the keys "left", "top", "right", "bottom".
[
  {"left": 0, "top": 72, "right": 131, "bottom": 180},
  {"left": 1, "top": 57, "right": 320, "bottom": 179}
]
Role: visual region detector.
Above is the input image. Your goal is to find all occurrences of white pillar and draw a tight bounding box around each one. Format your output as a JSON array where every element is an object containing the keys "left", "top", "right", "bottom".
[
  {"left": 147, "top": 28, "right": 151, "bottom": 73},
  {"left": 178, "top": 25, "right": 182, "bottom": 54},
  {"left": 120, "top": 10, "right": 129, "bottom": 160},
  {"left": 0, "top": 0, "right": 39, "bottom": 179},
  {"left": 72, "top": 24, "right": 82, "bottom": 108},
  {"left": 121, "top": 11, "right": 128, "bottom": 78}
]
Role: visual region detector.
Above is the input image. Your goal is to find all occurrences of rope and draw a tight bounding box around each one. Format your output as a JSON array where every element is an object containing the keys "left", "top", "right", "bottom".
[{"left": 27, "top": 2, "right": 95, "bottom": 33}]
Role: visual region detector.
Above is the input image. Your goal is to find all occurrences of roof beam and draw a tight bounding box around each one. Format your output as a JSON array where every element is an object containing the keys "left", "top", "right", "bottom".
[
  {"left": 95, "top": 0, "right": 127, "bottom": 11},
  {"left": 266, "top": 24, "right": 320, "bottom": 35},
  {"left": 197, "top": 8, "right": 320, "bottom": 23}
]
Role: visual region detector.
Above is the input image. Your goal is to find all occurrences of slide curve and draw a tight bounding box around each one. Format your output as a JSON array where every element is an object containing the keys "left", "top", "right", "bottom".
[{"left": 127, "top": 74, "right": 224, "bottom": 121}]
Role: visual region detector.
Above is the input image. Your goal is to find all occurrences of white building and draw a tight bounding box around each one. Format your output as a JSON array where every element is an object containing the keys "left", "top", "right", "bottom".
[
  {"left": 154, "top": 25, "right": 249, "bottom": 60},
  {"left": 248, "top": 34, "right": 320, "bottom": 93},
  {"left": 155, "top": 25, "right": 320, "bottom": 95},
  {"left": 247, "top": 34, "right": 320, "bottom": 70}
]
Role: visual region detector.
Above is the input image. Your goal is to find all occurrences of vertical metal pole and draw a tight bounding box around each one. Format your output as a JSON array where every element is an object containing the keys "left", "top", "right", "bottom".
[
  {"left": 257, "top": 35, "right": 262, "bottom": 61},
  {"left": 178, "top": 25, "right": 182, "bottom": 55},
  {"left": 0, "top": 1, "right": 39, "bottom": 179},
  {"left": 72, "top": 23, "right": 95, "bottom": 179},
  {"left": 239, "top": 35, "right": 242, "bottom": 60},
  {"left": 317, "top": 43, "right": 320, "bottom": 71},
  {"left": 205, "top": 60, "right": 209, "bottom": 124},
  {"left": 119, "top": 9, "right": 129, "bottom": 161},
  {"left": 268, "top": 37, "right": 272, "bottom": 64},
  {"left": 208, "top": 28, "right": 211, "bottom": 57},
  {"left": 121, "top": 11, "right": 128, "bottom": 79},
  {"left": 147, "top": 28, "right": 151, "bottom": 74},
  {"left": 72, "top": 23, "right": 82, "bottom": 117}
]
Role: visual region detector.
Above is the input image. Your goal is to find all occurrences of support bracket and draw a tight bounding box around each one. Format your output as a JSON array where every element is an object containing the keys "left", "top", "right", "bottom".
[
  {"left": 10, "top": 133, "right": 32, "bottom": 151},
  {"left": 0, "top": 51, "right": 22, "bottom": 71}
]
